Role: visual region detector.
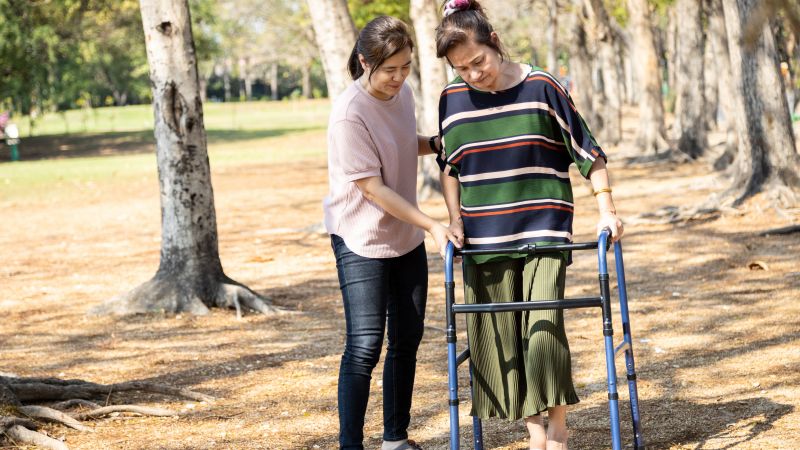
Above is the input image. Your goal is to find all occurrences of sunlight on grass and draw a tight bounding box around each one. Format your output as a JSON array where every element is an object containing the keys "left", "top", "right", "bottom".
[
  {"left": 0, "top": 100, "right": 330, "bottom": 201},
  {"left": 14, "top": 99, "right": 331, "bottom": 136}
]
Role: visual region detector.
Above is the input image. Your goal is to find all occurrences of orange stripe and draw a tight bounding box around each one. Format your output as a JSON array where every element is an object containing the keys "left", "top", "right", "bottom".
[
  {"left": 461, "top": 204, "right": 574, "bottom": 217},
  {"left": 451, "top": 140, "right": 564, "bottom": 164},
  {"left": 442, "top": 87, "right": 469, "bottom": 96}
]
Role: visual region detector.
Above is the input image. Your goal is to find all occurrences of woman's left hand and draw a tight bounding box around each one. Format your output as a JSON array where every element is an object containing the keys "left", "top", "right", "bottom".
[{"left": 597, "top": 211, "right": 624, "bottom": 242}]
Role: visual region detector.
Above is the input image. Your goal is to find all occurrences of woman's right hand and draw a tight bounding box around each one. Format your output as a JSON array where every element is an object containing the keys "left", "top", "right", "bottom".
[{"left": 429, "top": 222, "right": 462, "bottom": 259}]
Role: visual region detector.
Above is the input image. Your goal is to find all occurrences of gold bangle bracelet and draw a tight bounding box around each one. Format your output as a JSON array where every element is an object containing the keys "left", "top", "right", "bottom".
[{"left": 592, "top": 187, "right": 612, "bottom": 196}]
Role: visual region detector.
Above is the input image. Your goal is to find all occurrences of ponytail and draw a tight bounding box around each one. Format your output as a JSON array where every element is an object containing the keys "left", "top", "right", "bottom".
[{"left": 348, "top": 41, "right": 364, "bottom": 80}]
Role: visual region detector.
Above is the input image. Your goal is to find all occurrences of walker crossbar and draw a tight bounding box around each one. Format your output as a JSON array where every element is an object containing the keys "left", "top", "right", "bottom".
[{"left": 443, "top": 229, "right": 645, "bottom": 450}]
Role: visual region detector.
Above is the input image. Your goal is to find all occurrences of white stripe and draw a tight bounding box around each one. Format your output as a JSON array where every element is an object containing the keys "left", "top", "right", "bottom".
[
  {"left": 441, "top": 101, "right": 551, "bottom": 129},
  {"left": 458, "top": 166, "right": 569, "bottom": 183},
  {"left": 446, "top": 134, "right": 562, "bottom": 163},
  {"left": 461, "top": 198, "right": 573, "bottom": 212},
  {"left": 466, "top": 230, "right": 573, "bottom": 245}
]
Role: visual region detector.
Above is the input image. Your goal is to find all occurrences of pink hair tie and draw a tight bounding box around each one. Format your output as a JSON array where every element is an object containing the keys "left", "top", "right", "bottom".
[{"left": 444, "top": 0, "right": 470, "bottom": 17}]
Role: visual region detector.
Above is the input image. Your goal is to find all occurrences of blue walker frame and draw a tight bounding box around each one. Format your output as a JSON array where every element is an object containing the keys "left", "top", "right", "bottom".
[{"left": 443, "top": 230, "right": 644, "bottom": 449}]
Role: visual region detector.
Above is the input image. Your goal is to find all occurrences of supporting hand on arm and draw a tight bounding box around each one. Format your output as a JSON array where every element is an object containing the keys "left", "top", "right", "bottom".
[{"left": 354, "top": 176, "right": 461, "bottom": 257}]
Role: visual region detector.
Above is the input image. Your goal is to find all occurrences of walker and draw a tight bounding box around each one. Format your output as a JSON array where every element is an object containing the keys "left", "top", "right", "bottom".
[{"left": 443, "top": 229, "right": 644, "bottom": 449}]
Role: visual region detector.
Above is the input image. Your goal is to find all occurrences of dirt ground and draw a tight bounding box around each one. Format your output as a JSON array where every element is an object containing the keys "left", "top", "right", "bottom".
[{"left": 1, "top": 128, "right": 799, "bottom": 449}]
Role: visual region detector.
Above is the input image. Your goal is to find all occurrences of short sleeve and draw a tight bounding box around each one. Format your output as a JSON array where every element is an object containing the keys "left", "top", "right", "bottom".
[
  {"left": 544, "top": 79, "right": 606, "bottom": 178},
  {"left": 331, "top": 119, "right": 383, "bottom": 181}
]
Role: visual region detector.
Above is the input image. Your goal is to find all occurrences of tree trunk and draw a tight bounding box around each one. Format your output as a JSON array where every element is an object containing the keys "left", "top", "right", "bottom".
[
  {"left": 569, "top": 0, "right": 601, "bottom": 131},
  {"left": 223, "top": 58, "right": 232, "bottom": 102},
  {"left": 92, "top": 0, "right": 278, "bottom": 316},
  {"left": 627, "top": 0, "right": 668, "bottom": 153},
  {"left": 301, "top": 62, "right": 312, "bottom": 99},
  {"left": 708, "top": 0, "right": 739, "bottom": 168},
  {"left": 306, "top": 0, "right": 357, "bottom": 101},
  {"left": 673, "top": 0, "right": 708, "bottom": 157},
  {"left": 546, "top": 0, "right": 559, "bottom": 74},
  {"left": 703, "top": 31, "right": 719, "bottom": 130},
  {"left": 586, "top": 0, "right": 622, "bottom": 145},
  {"left": 239, "top": 58, "right": 253, "bottom": 101},
  {"left": 720, "top": 0, "right": 800, "bottom": 207},
  {"left": 270, "top": 63, "right": 279, "bottom": 101},
  {"left": 411, "top": 0, "right": 448, "bottom": 199}
]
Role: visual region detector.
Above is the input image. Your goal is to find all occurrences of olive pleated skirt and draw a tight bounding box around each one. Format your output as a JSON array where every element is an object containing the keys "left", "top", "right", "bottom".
[{"left": 463, "top": 255, "right": 579, "bottom": 420}]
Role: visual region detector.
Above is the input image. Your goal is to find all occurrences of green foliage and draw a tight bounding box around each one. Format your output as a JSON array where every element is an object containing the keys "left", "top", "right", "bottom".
[{"left": 347, "top": 0, "right": 410, "bottom": 30}]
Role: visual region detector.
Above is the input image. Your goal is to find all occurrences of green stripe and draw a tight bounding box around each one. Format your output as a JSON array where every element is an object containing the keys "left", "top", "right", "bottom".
[
  {"left": 445, "top": 114, "right": 559, "bottom": 157},
  {"left": 460, "top": 178, "right": 573, "bottom": 208}
]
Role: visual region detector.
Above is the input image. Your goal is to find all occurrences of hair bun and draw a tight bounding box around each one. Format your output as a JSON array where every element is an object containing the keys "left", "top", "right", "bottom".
[{"left": 444, "top": 0, "right": 472, "bottom": 17}]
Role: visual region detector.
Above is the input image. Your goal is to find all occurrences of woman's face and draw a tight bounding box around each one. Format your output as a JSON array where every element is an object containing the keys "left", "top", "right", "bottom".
[
  {"left": 361, "top": 46, "right": 413, "bottom": 100},
  {"left": 447, "top": 34, "right": 503, "bottom": 91}
]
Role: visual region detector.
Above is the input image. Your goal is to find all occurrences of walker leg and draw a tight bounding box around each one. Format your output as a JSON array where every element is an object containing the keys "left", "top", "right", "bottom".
[
  {"left": 467, "top": 340, "right": 484, "bottom": 450},
  {"left": 615, "top": 242, "right": 645, "bottom": 449},
  {"left": 599, "top": 240, "right": 622, "bottom": 450}
]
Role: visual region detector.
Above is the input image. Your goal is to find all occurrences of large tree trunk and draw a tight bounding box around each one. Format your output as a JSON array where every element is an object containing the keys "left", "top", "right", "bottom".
[
  {"left": 411, "top": 0, "right": 448, "bottom": 200},
  {"left": 569, "top": 0, "right": 601, "bottom": 130},
  {"left": 92, "top": 0, "right": 278, "bottom": 316},
  {"left": 673, "top": 0, "right": 708, "bottom": 157},
  {"left": 720, "top": 0, "right": 800, "bottom": 207},
  {"left": 708, "top": 0, "right": 739, "bottom": 168},
  {"left": 627, "top": 0, "right": 669, "bottom": 153},
  {"left": 586, "top": 0, "right": 623, "bottom": 145},
  {"left": 306, "top": 0, "right": 356, "bottom": 100}
]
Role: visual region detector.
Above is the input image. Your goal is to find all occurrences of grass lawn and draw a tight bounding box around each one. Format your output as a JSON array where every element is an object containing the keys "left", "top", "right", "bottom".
[{"left": 0, "top": 100, "right": 330, "bottom": 201}]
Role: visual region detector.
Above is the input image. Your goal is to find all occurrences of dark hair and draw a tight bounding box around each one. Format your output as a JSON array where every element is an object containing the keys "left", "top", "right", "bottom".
[
  {"left": 347, "top": 16, "right": 415, "bottom": 81},
  {"left": 435, "top": 0, "right": 508, "bottom": 63}
]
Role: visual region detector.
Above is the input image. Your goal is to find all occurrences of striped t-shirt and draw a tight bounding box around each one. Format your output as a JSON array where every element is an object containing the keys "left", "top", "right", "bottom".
[{"left": 436, "top": 67, "right": 605, "bottom": 264}]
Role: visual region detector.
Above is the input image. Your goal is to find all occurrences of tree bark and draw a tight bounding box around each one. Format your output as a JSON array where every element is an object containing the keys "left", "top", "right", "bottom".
[
  {"left": 720, "top": 0, "right": 800, "bottom": 206},
  {"left": 586, "top": 0, "right": 623, "bottom": 145},
  {"left": 91, "top": 0, "right": 278, "bottom": 315},
  {"left": 569, "top": 0, "right": 601, "bottom": 130},
  {"left": 270, "top": 63, "right": 279, "bottom": 101},
  {"left": 411, "top": 0, "right": 448, "bottom": 199},
  {"left": 546, "top": 0, "right": 559, "bottom": 74},
  {"left": 301, "top": 62, "right": 312, "bottom": 99},
  {"left": 305, "top": 0, "right": 357, "bottom": 100},
  {"left": 627, "top": 0, "right": 669, "bottom": 153},
  {"left": 673, "top": 0, "right": 708, "bottom": 157},
  {"left": 708, "top": 0, "right": 739, "bottom": 168}
]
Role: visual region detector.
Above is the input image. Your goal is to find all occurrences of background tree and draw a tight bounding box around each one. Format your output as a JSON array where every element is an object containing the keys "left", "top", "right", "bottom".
[
  {"left": 411, "top": 0, "right": 448, "bottom": 199},
  {"left": 719, "top": 0, "right": 800, "bottom": 207},
  {"left": 306, "top": 0, "right": 357, "bottom": 100},
  {"left": 626, "top": 0, "right": 668, "bottom": 154},
  {"left": 672, "top": 0, "right": 708, "bottom": 158},
  {"left": 92, "top": 0, "right": 280, "bottom": 316}
]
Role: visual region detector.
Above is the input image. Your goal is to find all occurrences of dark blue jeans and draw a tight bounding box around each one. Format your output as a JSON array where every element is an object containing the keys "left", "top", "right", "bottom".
[{"left": 331, "top": 235, "right": 428, "bottom": 450}]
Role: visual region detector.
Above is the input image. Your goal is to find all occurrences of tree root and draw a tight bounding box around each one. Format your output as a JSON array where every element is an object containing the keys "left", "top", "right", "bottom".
[
  {"left": 4, "top": 377, "right": 215, "bottom": 403},
  {"left": 90, "top": 275, "right": 289, "bottom": 318},
  {"left": 1, "top": 376, "right": 214, "bottom": 449},
  {"left": 4, "top": 424, "right": 68, "bottom": 450},
  {"left": 72, "top": 405, "right": 177, "bottom": 420},
  {"left": 18, "top": 405, "right": 92, "bottom": 432}
]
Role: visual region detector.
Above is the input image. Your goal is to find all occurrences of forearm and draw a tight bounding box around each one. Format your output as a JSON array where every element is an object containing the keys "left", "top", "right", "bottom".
[
  {"left": 588, "top": 158, "right": 617, "bottom": 214},
  {"left": 359, "top": 178, "right": 437, "bottom": 231},
  {"left": 417, "top": 134, "right": 440, "bottom": 156},
  {"left": 440, "top": 173, "right": 461, "bottom": 222}
]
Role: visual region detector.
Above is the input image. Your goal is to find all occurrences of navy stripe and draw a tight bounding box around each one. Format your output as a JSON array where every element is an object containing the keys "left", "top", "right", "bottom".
[
  {"left": 460, "top": 172, "right": 570, "bottom": 188},
  {"left": 457, "top": 144, "right": 572, "bottom": 175},
  {"left": 461, "top": 208, "right": 574, "bottom": 239}
]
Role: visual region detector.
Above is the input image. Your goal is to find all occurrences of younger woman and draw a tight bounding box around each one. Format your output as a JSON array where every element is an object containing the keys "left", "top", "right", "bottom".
[{"left": 323, "top": 15, "right": 459, "bottom": 450}]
